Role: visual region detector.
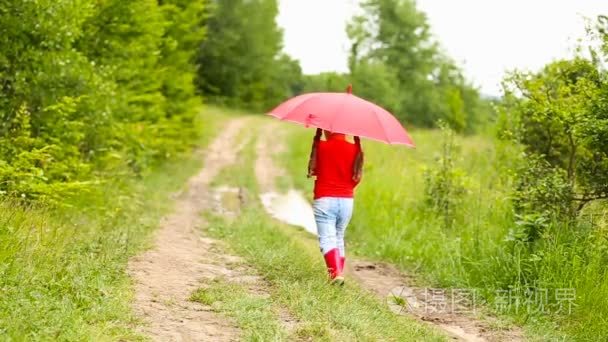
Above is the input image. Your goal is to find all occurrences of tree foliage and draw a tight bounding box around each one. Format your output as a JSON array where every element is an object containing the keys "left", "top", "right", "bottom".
[
  {"left": 0, "top": 0, "right": 207, "bottom": 202},
  {"left": 196, "top": 0, "right": 301, "bottom": 112},
  {"left": 501, "top": 17, "right": 608, "bottom": 222},
  {"left": 347, "top": 0, "right": 490, "bottom": 133},
  {"left": 301, "top": 72, "right": 351, "bottom": 93}
]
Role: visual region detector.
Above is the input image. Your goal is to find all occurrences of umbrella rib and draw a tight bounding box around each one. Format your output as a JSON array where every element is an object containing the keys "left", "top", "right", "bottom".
[
  {"left": 370, "top": 108, "right": 391, "bottom": 143},
  {"left": 329, "top": 98, "right": 349, "bottom": 132}
]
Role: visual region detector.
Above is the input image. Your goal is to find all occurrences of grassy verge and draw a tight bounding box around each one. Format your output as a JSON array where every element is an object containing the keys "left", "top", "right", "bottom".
[
  {"left": 198, "top": 121, "right": 447, "bottom": 341},
  {"left": 0, "top": 107, "right": 229, "bottom": 341},
  {"left": 191, "top": 278, "right": 288, "bottom": 340},
  {"left": 204, "top": 209, "right": 446, "bottom": 341},
  {"left": 280, "top": 124, "right": 607, "bottom": 340}
]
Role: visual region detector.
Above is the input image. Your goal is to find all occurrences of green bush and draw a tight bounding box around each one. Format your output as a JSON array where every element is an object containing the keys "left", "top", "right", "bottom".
[
  {"left": 423, "top": 124, "right": 469, "bottom": 229},
  {"left": 502, "top": 56, "right": 608, "bottom": 217},
  {"left": 512, "top": 154, "right": 572, "bottom": 226},
  {"left": 0, "top": 0, "right": 207, "bottom": 203}
]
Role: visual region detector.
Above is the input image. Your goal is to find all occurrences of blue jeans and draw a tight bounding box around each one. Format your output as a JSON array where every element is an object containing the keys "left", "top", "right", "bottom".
[{"left": 313, "top": 197, "right": 354, "bottom": 256}]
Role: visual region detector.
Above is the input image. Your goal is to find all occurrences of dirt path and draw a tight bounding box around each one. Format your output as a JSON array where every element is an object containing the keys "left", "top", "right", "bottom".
[
  {"left": 127, "top": 116, "right": 524, "bottom": 341},
  {"left": 254, "top": 120, "right": 524, "bottom": 342},
  {"left": 349, "top": 261, "right": 524, "bottom": 341},
  {"left": 127, "top": 118, "right": 250, "bottom": 341}
]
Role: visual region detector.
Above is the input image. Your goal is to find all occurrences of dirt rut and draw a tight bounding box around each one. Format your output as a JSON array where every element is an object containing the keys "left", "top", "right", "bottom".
[
  {"left": 349, "top": 261, "right": 524, "bottom": 341},
  {"left": 127, "top": 118, "right": 249, "bottom": 342}
]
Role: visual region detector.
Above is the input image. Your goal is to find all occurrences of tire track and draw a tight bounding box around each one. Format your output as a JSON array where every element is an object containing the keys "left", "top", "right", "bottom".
[{"left": 127, "top": 118, "right": 250, "bottom": 342}]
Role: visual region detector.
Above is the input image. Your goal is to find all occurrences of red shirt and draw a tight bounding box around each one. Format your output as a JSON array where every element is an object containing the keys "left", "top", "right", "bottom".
[{"left": 313, "top": 136, "right": 360, "bottom": 199}]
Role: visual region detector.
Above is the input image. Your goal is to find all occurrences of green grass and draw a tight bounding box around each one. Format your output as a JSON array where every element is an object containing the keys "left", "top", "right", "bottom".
[
  {"left": 7, "top": 106, "right": 604, "bottom": 340},
  {"left": 0, "top": 107, "right": 229, "bottom": 341},
  {"left": 201, "top": 120, "right": 447, "bottom": 341},
  {"left": 204, "top": 209, "right": 447, "bottom": 341},
  {"left": 280, "top": 123, "right": 608, "bottom": 340},
  {"left": 191, "top": 278, "right": 288, "bottom": 341},
  {"left": 210, "top": 118, "right": 258, "bottom": 193}
]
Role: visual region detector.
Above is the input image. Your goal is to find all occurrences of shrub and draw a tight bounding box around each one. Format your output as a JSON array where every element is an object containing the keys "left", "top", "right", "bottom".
[
  {"left": 423, "top": 123, "right": 469, "bottom": 229},
  {"left": 0, "top": 0, "right": 208, "bottom": 203}
]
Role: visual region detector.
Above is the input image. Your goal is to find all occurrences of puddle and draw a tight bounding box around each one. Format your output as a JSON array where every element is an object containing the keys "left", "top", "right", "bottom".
[{"left": 259, "top": 190, "right": 317, "bottom": 235}]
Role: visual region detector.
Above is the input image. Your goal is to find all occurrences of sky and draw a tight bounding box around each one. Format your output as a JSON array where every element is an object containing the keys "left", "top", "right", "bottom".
[{"left": 277, "top": 0, "right": 608, "bottom": 96}]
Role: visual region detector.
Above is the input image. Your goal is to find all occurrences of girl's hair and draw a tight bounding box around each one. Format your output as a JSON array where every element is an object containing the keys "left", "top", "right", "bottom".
[
  {"left": 307, "top": 129, "right": 364, "bottom": 182},
  {"left": 307, "top": 128, "right": 323, "bottom": 177},
  {"left": 353, "top": 136, "right": 364, "bottom": 182}
]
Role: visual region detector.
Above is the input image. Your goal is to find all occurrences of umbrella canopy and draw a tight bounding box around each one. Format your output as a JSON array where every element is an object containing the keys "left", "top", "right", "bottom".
[{"left": 268, "top": 86, "right": 415, "bottom": 147}]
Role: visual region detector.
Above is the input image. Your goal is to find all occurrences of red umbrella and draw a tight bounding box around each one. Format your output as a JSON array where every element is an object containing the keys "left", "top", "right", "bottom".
[{"left": 268, "top": 85, "right": 415, "bottom": 147}]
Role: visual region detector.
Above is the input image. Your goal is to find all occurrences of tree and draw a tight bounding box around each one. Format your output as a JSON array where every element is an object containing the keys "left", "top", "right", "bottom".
[
  {"left": 196, "top": 0, "right": 294, "bottom": 111},
  {"left": 351, "top": 61, "right": 402, "bottom": 115},
  {"left": 0, "top": 0, "right": 208, "bottom": 200},
  {"left": 159, "top": 0, "right": 207, "bottom": 118},
  {"left": 302, "top": 72, "right": 351, "bottom": 93},
  {"left": 0, "top": 0, "right": 114, "bottom": 200},
  {"left": 265, "top": 53, "right": 304, "bottom": 108},
  {"left": 347, "top": 0, "right": 487, "bottom": 132},
  {"left": 502, "top": 55, "right": 608, "bottom": 217}
]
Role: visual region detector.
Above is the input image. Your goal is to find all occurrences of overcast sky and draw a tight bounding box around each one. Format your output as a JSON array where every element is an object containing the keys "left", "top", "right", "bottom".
[{"left": 277, "top": 0, "right": 608, "bottom": 96}]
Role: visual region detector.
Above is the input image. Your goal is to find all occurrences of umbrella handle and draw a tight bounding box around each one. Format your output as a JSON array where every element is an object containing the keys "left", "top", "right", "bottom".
[{"left": 307, "top": 128, "right": 323, "bottom": 178}]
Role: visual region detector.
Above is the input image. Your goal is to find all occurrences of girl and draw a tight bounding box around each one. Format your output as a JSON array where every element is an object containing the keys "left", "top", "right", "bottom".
[{"left": 307, "top": 128, "right": 363, "bottom": 285}]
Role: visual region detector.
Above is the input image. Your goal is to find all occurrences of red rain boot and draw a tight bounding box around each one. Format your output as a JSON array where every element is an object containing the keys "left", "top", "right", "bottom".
[
  {"left": 340, "top": 256, "right": 345, "bottom": 273},
  {"left": 323, "top": 248, "right": 344, "bottom": 285},
  {"left": 323, "top": 248, "right": 340, "bottom": 278}
]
